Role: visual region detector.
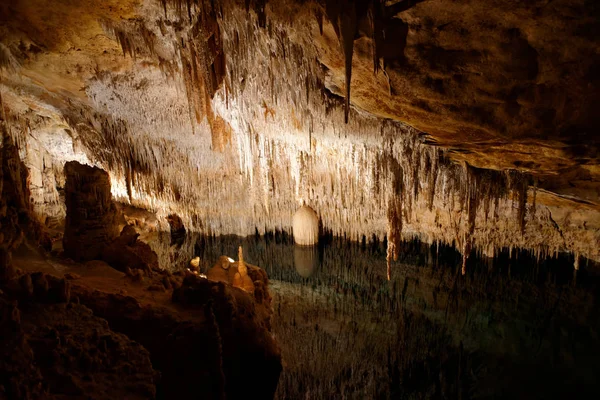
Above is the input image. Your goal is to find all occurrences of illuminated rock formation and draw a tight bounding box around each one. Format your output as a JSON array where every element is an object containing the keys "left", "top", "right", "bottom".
[
  {"left": 292, "top": 205, "right": 320, "bottom": 246},
  {"left": 189, "top": 256, "right": 200, "bottom": 271},
  {"left": 0, "top": 0, "right": 598, "bottom": 270},
  {"left": 206, "top": 249, "right": 257, "bottom": 294},
  {"left": 207, "top": 255, "right": 233, "bottom": 283}
]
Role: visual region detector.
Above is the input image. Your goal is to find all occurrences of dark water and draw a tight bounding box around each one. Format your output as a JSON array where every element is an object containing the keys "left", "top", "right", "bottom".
[{"left": 166, "top": 232, "right": 600, "bottom": 399}]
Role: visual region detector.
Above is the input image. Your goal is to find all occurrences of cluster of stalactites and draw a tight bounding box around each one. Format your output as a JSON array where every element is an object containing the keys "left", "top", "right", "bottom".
[
  {"left": 77, "top": 0, "right": 584, "bottom": 271},
  {"left": 179, "top": 4, "right": 226, "bottom": 146},
  {"left": 376, "top": 135, "right": 538, "bottom": 277},
  {"left": 320, "top": 0, "right": 420, "bottom": 123},
  {"left": 100, "top": 0, "right": 226, "bottom": 141}
]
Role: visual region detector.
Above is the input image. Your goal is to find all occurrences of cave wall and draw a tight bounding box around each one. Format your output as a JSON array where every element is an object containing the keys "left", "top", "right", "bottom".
[{"left": 0, "top": 0, "right": 598, "bottom": 265}]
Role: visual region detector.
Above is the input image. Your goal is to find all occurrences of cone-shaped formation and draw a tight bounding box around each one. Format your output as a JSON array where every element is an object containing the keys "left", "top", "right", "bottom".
[
  {"left": 238, "top": 245, "right": 247, "bottom": 276},
  {"left": 292, "top": 205, "right": 319, "bottom": 246},
  {"left": 235, "top": 246, "right": 255, "bottom": 293}
]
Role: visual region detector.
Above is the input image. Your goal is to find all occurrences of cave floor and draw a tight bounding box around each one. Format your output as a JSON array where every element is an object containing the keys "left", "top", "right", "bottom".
[
  {"left": 11, "top": 243, "right": 205, "bottom": 324},
  {"left": 11, "top": 236, "right": 600, "bottom": 399}
]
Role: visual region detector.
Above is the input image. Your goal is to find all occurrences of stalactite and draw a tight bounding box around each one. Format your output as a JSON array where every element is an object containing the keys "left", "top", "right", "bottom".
[
  {"left": 316, "top": 6, "right": 324, "bottom": 35},
  {"left": 30, "top": 0, "right": 591, "bottom": 267},
  {"left": 340, "top": 5, "right": 357, "bottom": 124},
  {"left": 386, "top": 196, "right": 402, "bottom": 281},
  {"left": 507, "top": 170, "right": 528, "bottom": 235},
  {"left": 461, "top": 165, "right": 478, "bottom": 275},
  {"left": 0, "top": 44, "right": 20, "bottom": 73},
  {"left": 531, "top": 176, "right": 538, "bottom": 218},
  {"left": 427, "top": 147, "right": 439, "bottom": 210}
]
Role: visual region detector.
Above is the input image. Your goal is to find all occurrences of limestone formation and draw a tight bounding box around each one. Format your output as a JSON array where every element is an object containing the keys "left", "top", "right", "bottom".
[
  {"left": 102, "top": 225, "right": 159, "bottom": 273},
  {"left": 189, "top": 256, "right": 200, "bottom": 271},
  {"left": 206, "top": 255, "right": 234, "bottom": 283},
  {"left": 235, "top": 246, "right": 255, "bottom": 293},
  {"left": 237, "top": 246, "right": 246, "bottom": 275},
  {"left": 166, "top": 213, "right": 186, "bottom": 246},
  {"left": 292, "top": 205, "right": 320, "bottom": 246},
  {"left": 206, "top": 251, "right": 256, "bottom": 294},
  {"left": 0, "top": 0, "right": 598, "bottom": 265},
  {"left": 63, "top": 161, "right": 119, "bottom": 262}
]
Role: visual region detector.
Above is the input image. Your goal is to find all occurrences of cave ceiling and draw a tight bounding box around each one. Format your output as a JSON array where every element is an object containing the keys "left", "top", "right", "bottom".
[{"left": 1, "top": 0, "right": 599, "bottom": 263}]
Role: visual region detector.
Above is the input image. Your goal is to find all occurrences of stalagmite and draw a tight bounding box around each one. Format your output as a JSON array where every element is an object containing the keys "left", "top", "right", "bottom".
[
  {"left": 235, "top": 245, "right": 254, "bottom": 293},
  {"left": 189, "top": 256, "right": 200, "bottom": 271},
  {"left": 238, "top": 245, "right": 246, "bottom": 275}
]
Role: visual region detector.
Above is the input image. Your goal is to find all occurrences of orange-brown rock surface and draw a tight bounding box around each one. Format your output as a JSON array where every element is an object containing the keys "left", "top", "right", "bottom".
[
  {"left": 102, "top": 224, "right": 159, "bottom": 273},
  {"left": 0, "top": 274, "right": 158, "bottom": 399}
]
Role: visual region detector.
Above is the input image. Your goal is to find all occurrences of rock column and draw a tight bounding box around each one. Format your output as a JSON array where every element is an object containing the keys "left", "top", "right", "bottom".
[{"left": 63, "top": 161, "right": 118, "bottom": 262}]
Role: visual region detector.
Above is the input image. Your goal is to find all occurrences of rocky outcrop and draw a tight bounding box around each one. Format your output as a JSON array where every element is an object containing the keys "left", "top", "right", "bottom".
[
  {"left": 68, "top": 268, "right": 281, "bottom": 400},
  {"left": 166, "top": 213, "right": 186, "bottom": 247},
  {"left": 63, "top": 161, "right": 119, "bottom": 262},
  {"left": 62, "top": 162, "right": 159, "bottom": 272},
  {"left": 206, "top": 251, "right": 266, "bottom": 296},
  {"left": 170, "top": 272, "right": 280, "bottom": 399},
  {"left": 0, "top": 275, "right": 157, "bottom": 399},
  {"left": 0, "top": 132, "right": 45, "bottom": 282},
  {"left": 102, "top": 224, "right": 159, "bottom": 273}
]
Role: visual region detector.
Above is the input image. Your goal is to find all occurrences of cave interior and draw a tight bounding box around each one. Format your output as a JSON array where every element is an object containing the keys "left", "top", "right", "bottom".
[{"left": 1, "top": 0, "right": 599, "bottom": 399}]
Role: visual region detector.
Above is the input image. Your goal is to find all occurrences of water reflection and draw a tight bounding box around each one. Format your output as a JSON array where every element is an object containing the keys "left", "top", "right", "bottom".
[
  {"left": 152, "top": 232, "right": 600, "bottom": 399},
  {"left": 293, "top": 245, "right": 320, "bottom": 278}
]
